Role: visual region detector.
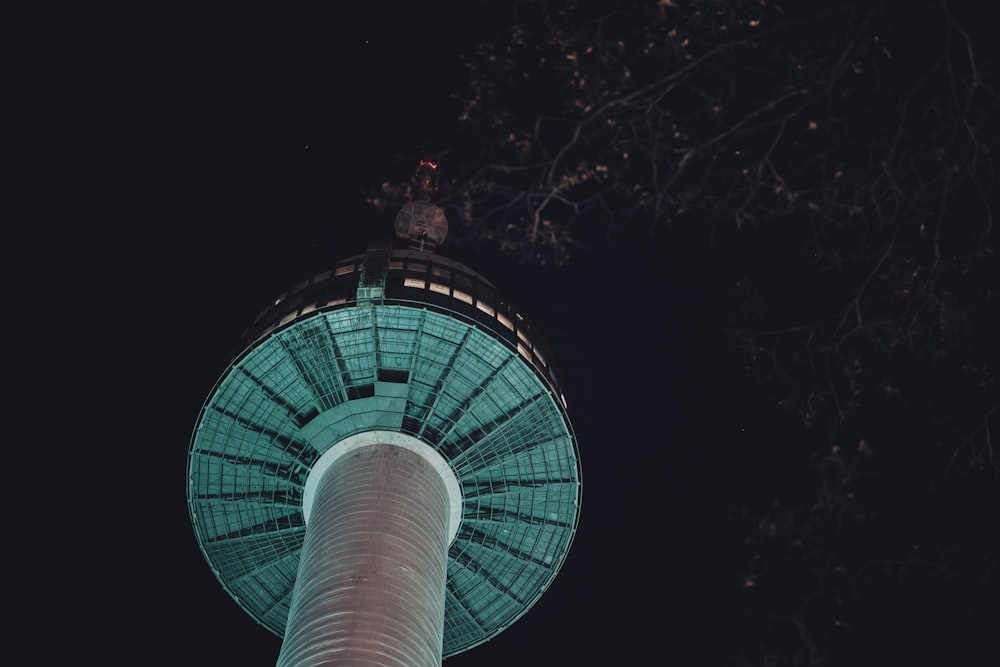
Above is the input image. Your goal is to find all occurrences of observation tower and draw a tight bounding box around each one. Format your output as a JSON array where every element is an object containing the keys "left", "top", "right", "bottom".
[{"left": 187, "top": 161, "right": 582, "bottom": 666}]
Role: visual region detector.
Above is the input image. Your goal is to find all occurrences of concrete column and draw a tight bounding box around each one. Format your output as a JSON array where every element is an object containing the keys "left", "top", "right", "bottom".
[{"left": 277, "top": 442, "right": 452, "bottom": 667}]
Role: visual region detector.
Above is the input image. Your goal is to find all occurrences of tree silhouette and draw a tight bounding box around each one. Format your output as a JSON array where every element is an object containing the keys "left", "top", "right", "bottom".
[{"left": 369, "top": 0, "right": 999, "bottom": 663}]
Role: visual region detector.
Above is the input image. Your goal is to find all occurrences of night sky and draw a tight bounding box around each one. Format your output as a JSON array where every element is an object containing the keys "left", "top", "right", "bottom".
[{"left": 10, "top": 3, "right": 991, "bottom": 666}]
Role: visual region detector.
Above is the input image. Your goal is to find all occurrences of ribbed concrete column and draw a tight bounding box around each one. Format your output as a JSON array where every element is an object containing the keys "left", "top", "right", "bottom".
[{"left": 277, "top": 441, "right": 453, "bottom": 667}]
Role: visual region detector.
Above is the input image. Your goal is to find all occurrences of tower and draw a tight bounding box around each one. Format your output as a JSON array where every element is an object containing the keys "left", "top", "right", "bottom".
[{"left": 187, "top": 162, "right": 582, "bottom": 665}]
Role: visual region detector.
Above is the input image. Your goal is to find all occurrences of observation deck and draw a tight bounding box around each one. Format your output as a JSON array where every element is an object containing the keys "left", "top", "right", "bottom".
[{"left": 187, "top": 240, "right": 582, "bottom": 657}]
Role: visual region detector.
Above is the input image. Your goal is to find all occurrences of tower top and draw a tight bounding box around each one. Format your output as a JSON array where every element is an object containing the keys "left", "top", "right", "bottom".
[
  {"left": 394, "top": 159, "right": 448, "bottom": 250},
  {"left": 188, "top": 155, "right": 581, "bottom": 660}
]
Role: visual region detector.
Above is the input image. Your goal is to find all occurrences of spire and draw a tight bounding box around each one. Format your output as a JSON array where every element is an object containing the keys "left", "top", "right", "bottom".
[
  {"left": 394, "top": 158, "right": 448, "bottom": 252},
  {"left": 415, "top": 158, "right": 439, "bottom": 201}
]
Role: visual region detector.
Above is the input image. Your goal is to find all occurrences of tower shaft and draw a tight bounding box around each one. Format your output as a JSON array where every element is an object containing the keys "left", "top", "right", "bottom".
[{"left": 277, "top": 442, "right": 452, "bottom": 667}]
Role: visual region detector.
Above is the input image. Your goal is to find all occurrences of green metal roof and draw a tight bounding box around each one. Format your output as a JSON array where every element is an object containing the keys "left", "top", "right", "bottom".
[{"left": 188, "top": 270, "right": 581, "bottom": 657}]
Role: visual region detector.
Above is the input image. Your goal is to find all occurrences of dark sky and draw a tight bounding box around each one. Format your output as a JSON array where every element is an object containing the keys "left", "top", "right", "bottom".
[{"left": 11, "top": 3, "right": 804, "bottom": 666}]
